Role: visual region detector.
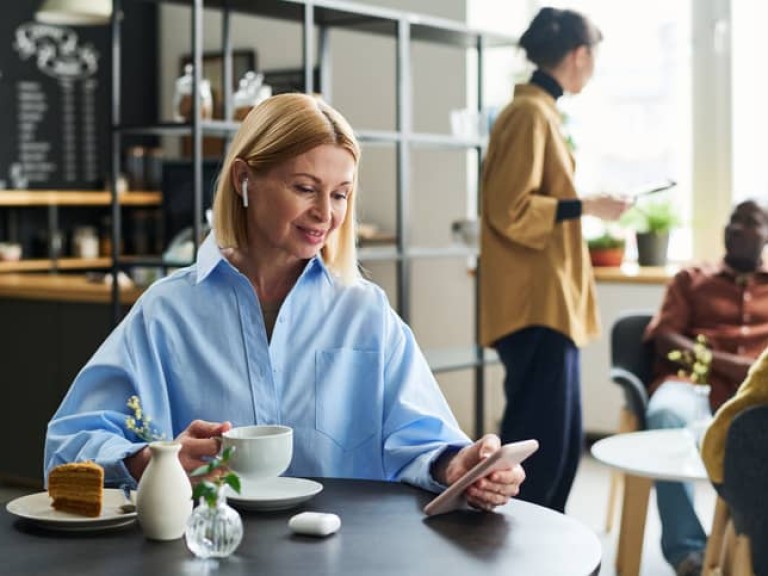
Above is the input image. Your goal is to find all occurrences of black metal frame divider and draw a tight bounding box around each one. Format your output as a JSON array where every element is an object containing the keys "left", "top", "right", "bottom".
[{"left": 108, "top": 0, "right": 516, "bottom": 440}]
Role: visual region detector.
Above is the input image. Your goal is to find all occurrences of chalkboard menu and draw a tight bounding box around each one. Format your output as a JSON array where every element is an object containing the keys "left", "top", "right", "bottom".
[{"left": 0, "top": 3, "right": 156, "bottom": 191}]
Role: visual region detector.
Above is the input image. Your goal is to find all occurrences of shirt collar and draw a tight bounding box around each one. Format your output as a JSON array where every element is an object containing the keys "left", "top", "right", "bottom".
[
  {"left": 195, "top": 233, "right": 224, "bottom": 284},
  {"left": 194, "top": 232, "right": 334, "bottom": 286},
  {"left": 716, "top": 258, "right": 768, "bottom": 281}
]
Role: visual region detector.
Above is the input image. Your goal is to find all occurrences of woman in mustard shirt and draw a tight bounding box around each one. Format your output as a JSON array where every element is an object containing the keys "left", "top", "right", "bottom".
[{"left": 480, "top": 7, "right": 630, "bottom": 512}]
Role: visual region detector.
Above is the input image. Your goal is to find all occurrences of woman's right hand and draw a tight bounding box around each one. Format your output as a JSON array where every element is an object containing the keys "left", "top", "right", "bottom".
[
  {"left": 582, "top": 194, "right": 633, "bottom": 221},
  {"left": 125, "top": 419, "right": 232, "bottom": 481},
  {"left": 174, "top": 419, "right": 232, "bottom": 476}
]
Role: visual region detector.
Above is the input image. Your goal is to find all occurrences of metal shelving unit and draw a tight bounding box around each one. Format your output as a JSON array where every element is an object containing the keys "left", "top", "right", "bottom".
[{"left": 110, "top": 0, "right": 513, "bottom": 438}]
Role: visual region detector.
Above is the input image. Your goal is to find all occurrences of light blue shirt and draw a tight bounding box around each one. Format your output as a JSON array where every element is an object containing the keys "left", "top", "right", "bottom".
[{"left": 45, "top": 234, "right": 470, "bottom": 491}]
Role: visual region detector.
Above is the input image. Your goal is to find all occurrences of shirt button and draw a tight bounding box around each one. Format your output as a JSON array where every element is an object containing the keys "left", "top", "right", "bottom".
[
  {"left": 741, "top": 325, "right": 750, "bottom": 335},
  {"left": 744, "top": 292, "right": 752, "bottom": 302}
]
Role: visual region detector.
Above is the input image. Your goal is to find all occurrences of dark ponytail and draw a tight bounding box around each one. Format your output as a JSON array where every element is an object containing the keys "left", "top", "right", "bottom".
[{"left": 519, "top": 7, "right": 602, "bottom": 69}]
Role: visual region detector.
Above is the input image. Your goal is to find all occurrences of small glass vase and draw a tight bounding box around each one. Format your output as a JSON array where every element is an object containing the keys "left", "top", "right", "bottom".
[
  {"left": 185, "top": 487, "right": 243, "bottom": 559},
  {"left": 686, "top": 383, "right": 713, "bottom": 447}
]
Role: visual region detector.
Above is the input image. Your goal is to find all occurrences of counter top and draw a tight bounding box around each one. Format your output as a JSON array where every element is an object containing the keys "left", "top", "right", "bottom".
[
  {"left": 593, "top": 263, "right": 678, "bottom": 284},
  {"left": 0, "top": 273, "right": 144, "bottom": 304}
]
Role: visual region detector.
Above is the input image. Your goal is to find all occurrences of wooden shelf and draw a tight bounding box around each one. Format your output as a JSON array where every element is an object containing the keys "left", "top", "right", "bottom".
[
  {"left": 0, "top": 258, "right": 113, "bottom": 273},
  {"left": 0, "top": 190, "right": 162, "bottom": 207},
  {"left": 0, "top": 273, "right": 143, "bottom": 304}
]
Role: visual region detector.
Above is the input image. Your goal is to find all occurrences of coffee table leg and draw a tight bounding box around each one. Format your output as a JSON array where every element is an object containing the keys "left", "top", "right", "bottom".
[{"left": 616, "top": 474, "right": 652, "bottom": 576}]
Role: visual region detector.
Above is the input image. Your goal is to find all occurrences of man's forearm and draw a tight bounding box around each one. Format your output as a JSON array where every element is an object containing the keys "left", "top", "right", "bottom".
[{"left": 711, "top": 351, "right": 752, "bottom": 388}]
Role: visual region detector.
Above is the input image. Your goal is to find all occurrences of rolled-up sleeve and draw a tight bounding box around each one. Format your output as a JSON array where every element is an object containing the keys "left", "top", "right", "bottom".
[
  {"left": 379, "top": 307, "right": 470, "bottom": 492},
  {"left": 44, "top": 304, "right": 169, "bottom": 488}
]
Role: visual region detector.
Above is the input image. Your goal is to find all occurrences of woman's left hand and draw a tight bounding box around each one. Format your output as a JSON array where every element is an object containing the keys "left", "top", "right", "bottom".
[{"left": 444, "top": 434, "right": 526, "bottom": 511}]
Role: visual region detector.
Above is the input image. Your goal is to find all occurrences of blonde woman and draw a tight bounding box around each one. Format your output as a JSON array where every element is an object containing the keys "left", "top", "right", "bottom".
[{"left": 46, "top": 94, "right": 524, "bottom": 510}]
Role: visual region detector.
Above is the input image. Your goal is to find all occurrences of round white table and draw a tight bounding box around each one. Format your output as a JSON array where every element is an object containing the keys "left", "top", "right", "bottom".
[
  {"left": 591, "top": 429, "right": 716, "bottom": 576},
  {"left": 592, "top": 428, "right": 708, "bottom": 482}
]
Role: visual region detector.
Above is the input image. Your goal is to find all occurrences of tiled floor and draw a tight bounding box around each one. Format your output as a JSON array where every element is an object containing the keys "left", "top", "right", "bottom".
[{"left": 0, "top": 450, "right": 717, "bottom": 576}]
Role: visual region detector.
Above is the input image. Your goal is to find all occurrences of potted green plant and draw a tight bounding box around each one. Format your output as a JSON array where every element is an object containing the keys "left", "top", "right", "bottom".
[
  {"left": 587, "top": 232, "right": 626, "bottom": 267},
  {"left": 621, "top": 199, "right": 681, "bottom": 266}
]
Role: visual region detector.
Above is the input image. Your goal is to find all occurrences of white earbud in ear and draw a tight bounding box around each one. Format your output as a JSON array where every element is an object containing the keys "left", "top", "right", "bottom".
[{"left": 242, "top": 178, "right": 249, "bottom": 208}]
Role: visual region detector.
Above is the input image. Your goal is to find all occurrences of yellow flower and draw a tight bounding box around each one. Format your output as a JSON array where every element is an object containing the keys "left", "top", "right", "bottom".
[
  {"left": 125, "top": 396, "right": 165, "bottom": 442},
  {"left": 667, "top": 334, "right": 712, "bottom": 386}
]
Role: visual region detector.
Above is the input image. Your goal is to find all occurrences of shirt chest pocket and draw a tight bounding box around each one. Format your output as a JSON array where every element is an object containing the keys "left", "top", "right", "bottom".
[{"left": 315, "top": 348, "right": 382, "bottom": 451}]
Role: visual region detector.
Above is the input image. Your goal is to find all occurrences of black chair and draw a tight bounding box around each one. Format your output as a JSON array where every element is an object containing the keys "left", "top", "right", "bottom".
[
  {"left": 721, "top": 403, "right": 768, "bottom": 576},
  {"left": 604, "top": 310, "right": 655, "bottom": 531},
  {"left": 610, "top": 310, "right": 655, "bottom": 431}
]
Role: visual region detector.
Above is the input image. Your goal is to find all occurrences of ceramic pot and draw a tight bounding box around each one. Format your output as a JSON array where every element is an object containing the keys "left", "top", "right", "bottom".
[
  {"left": 136, "top": 441, "right": 193, "bottom": 540},
  {"left": 636, "top": 232, "right": 669, "bottom": 266},
  {"left": 185, "top": 487, "right": 244, "bottom": 559},
  {"left": 589, "top": 247, "right": 625, "bottom": 267}
]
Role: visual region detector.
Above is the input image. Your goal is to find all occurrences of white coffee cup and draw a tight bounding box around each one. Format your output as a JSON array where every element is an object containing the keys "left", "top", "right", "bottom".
[{"left": 222, "top": 425, "right": 293, "bottom": 483}]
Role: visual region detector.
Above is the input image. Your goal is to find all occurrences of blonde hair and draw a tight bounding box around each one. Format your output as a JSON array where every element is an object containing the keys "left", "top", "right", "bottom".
[{"left": 213, "top": 93, "right": 361, "bottom": 284}]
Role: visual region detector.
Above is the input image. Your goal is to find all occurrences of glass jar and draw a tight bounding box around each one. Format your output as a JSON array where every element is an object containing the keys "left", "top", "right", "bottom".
[
  {"left": 73, "top": 226, "right": 99, "bottom": 259},
  {"left": 173, "top": 64, "right": 213, "bottom": 122},
  {"left": 185, "top": 487, "right": 243, "bottom": 559},
  {"left": 125, "top": 146, "right": 146, "bottom": 190},
  {"left": 233, "top": 71, "right": 272, "bottom": 120}
]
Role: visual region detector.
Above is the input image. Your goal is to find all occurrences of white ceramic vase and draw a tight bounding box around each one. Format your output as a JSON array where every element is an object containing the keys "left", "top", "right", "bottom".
[{"left": 136, "top": 441, "right": 193, "bottom": 540}]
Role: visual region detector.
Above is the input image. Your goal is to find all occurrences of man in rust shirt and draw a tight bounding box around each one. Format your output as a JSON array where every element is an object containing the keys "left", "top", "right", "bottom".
[{"left": 643, "top": 199, "right": 768, "bottom": 576}]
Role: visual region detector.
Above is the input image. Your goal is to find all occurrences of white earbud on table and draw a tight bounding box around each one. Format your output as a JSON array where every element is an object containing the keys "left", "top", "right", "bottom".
[{"left": 288, "top": 512, "right": 341, "bottom": 537}]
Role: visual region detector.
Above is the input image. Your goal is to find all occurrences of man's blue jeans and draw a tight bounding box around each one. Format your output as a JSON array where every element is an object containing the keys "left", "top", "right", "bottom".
[{"left": 646, "top": 381, "right": 709, "bottom": 567}]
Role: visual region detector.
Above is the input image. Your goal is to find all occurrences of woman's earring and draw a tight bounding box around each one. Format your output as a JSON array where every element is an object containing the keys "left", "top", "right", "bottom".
[{"left": 242, "top": 178, "right": 249, "bottom": 208}]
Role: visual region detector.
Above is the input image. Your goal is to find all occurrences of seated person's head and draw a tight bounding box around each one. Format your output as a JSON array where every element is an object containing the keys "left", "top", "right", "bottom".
[{"left": 724, "top": 200, "right": 768, "bottom": 272}]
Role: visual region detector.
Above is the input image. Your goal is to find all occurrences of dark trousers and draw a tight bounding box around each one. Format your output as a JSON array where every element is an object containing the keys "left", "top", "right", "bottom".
[{"left": 494, "top": 326, "right": 583, "bottom": 512}]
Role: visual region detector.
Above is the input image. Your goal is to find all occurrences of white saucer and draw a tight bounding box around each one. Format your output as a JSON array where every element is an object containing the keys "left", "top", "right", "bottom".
[
  {"left": 6, "top": 489, "right": 137, "bottom": 532},
  {"left": 226, "top": 477, "right": 323, "bottom": 512}
]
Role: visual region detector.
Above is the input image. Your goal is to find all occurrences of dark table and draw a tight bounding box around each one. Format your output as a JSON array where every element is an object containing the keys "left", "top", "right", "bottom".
[{"left": 1, "top": 478, "right": 601, "bottom": 576}]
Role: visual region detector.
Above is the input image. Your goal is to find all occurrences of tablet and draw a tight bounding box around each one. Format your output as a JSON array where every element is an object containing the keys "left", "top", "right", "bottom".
[
  {"left": 632, "top": 179, "right": 677, "bottom": 200},
  {"left": 423, "top": 439, "right": 539, "bottom": 516}
]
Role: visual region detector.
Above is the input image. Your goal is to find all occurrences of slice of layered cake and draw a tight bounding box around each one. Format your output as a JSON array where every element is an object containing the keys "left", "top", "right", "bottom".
[{"left": 48, "top": 461, "right": 104, "bottom": 517}]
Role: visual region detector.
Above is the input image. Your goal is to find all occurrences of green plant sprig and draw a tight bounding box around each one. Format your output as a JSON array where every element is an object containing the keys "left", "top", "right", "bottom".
[
  {"left": 621, "top": 199, "right": 682, "bottom": 234},
  {"left": 125, "top": 395, "right": 166, "bottom": 442},
  {"left": 587, "top": 232, "right": 626, "bottom": 250},
  {"left": 191, "top": 446, "right": 242, "bottom": 509},
  {"left": 667, "top": 334, "right": 712, "bottom": 386}
]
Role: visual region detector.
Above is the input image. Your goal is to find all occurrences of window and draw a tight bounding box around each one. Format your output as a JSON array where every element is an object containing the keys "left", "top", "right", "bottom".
[
  {"left": 732, "top": 1, "right": 768, "bottom": 205},
  {"left": 470, "top": 0, "right": 694, "bottom": 262}
]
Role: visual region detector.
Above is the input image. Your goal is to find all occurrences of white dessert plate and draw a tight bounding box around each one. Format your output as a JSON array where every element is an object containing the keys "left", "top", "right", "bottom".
[
  {"left": 6, "top": 488, "right": 137, "bottom": 531},
  {"left": 226, "top": 477, "right": 323, "bottom": 512}
]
